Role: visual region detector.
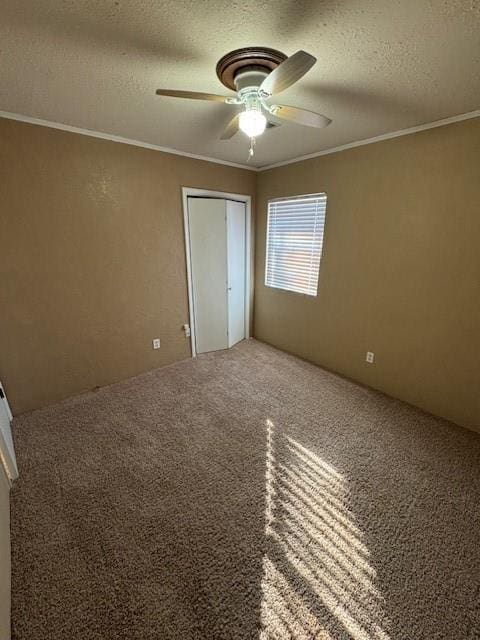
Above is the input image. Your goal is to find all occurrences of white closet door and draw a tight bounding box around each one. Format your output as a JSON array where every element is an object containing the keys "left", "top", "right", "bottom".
[
  {"left": 188, "top": 198, "right": 228, "bottom": 354},
  {"left": 227, "top": 200, "right": 246, "bottom": 348},
  {"left": 0, "top": 386, "right": 17, "bottom": 481}
]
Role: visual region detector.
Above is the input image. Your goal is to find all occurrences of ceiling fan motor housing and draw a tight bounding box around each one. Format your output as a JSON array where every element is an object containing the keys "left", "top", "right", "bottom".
[
  {"left": 234, "top": 67, "right": 268, "bottom": 93},
  {"left": 216, "top": 46, "right": 287, "bottom": 91}
]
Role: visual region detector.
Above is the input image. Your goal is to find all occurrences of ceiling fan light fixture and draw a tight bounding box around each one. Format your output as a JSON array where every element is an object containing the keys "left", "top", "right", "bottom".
[{"left": 239, "top": 106, "right": 267, "bottom": 138}]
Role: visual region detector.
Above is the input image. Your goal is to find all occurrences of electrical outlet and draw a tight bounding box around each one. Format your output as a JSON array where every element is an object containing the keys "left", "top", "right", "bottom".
[
  {"left": 152, "top": 338, "right": 161, "bottom": 350},
  {"left": 366, "top": 351, "right": 375, "bottom": 364},
  {"left": 183, "top": 324, "right": 191, "bottom": 338}
]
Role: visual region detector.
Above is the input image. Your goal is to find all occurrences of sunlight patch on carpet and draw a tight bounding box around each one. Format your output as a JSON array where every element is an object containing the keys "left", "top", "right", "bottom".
[{"left": 260, "top": 419, "right": 391, "bottom": 639}]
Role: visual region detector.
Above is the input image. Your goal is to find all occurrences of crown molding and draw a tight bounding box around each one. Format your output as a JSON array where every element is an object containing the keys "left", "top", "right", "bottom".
[
  {"left": 257, "top": 109, "right": 480, "bottom": 171},
  {"left": 2, "top": 108, "right": 479, "bottom": 174},
  {"left": 0, "top": 110, "right": 258, "bottom": 172}
]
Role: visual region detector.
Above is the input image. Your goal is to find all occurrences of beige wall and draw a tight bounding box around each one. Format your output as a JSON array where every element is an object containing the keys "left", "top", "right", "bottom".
[
  {"left": 0, "top": 119, "right": 256, "bottom": 414},
  {"left": 0, "top": 468, "right": 10, "bottom": 640},
  {"left": 2, "top": 115, "right": 479, "bottom": 430},
  {"left": 255, "top": 117, "right": 480, "bottom": 432}
]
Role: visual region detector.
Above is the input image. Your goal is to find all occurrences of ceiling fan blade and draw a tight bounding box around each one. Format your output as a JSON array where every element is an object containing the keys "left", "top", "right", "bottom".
[
  {"left": 259, "top": 50, "right": 316, "bottom": 96},
  {"left": 156, "top": 89, "right": 231, "bottom": 102},
  {"left": 271, "top": 104, "right": 331, "bottom": 128},
  {"left": 220, "top": 114, "right": 240, "bottom": 140}
]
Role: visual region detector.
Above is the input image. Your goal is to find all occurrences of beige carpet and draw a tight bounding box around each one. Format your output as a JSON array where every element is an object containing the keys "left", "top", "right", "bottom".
[{"left": 10, "top": 339, "right": 480, "bottom": 639}]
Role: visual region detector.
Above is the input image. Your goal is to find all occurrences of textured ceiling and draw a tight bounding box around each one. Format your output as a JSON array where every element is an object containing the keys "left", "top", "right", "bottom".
[{"left": 1, "top": 0, "right": 480, "bottom": 168}]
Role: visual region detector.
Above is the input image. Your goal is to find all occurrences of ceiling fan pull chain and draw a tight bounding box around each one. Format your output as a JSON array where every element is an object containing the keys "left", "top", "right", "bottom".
[{"left": 247, "top": 137, "right": 256, "bottom": 162}]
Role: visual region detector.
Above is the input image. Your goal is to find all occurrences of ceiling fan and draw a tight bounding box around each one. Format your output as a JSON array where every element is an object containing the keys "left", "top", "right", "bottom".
[{"left": 155, "top": 47, "right": 331, "bottom": 154}]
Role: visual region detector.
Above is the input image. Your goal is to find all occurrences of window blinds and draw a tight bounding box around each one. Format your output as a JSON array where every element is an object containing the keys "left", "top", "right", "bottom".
[{"left": 265, "top": 193, "right": 327, "bottom": 296}]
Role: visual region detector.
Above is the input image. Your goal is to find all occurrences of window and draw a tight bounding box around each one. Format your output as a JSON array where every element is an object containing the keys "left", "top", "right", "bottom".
[{"left": 265, "top": 193, "right": 327, "bottom": 296}]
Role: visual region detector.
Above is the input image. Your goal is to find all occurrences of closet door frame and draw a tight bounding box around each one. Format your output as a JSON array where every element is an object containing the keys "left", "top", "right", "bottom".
[{"left": 182, "top": 187, "right": 252, "bottom": 357}]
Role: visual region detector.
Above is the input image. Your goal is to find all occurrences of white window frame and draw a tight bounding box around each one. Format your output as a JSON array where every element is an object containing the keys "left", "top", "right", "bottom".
[{"left": 265, "top": 192, "right": 327, "bottom": 297}]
